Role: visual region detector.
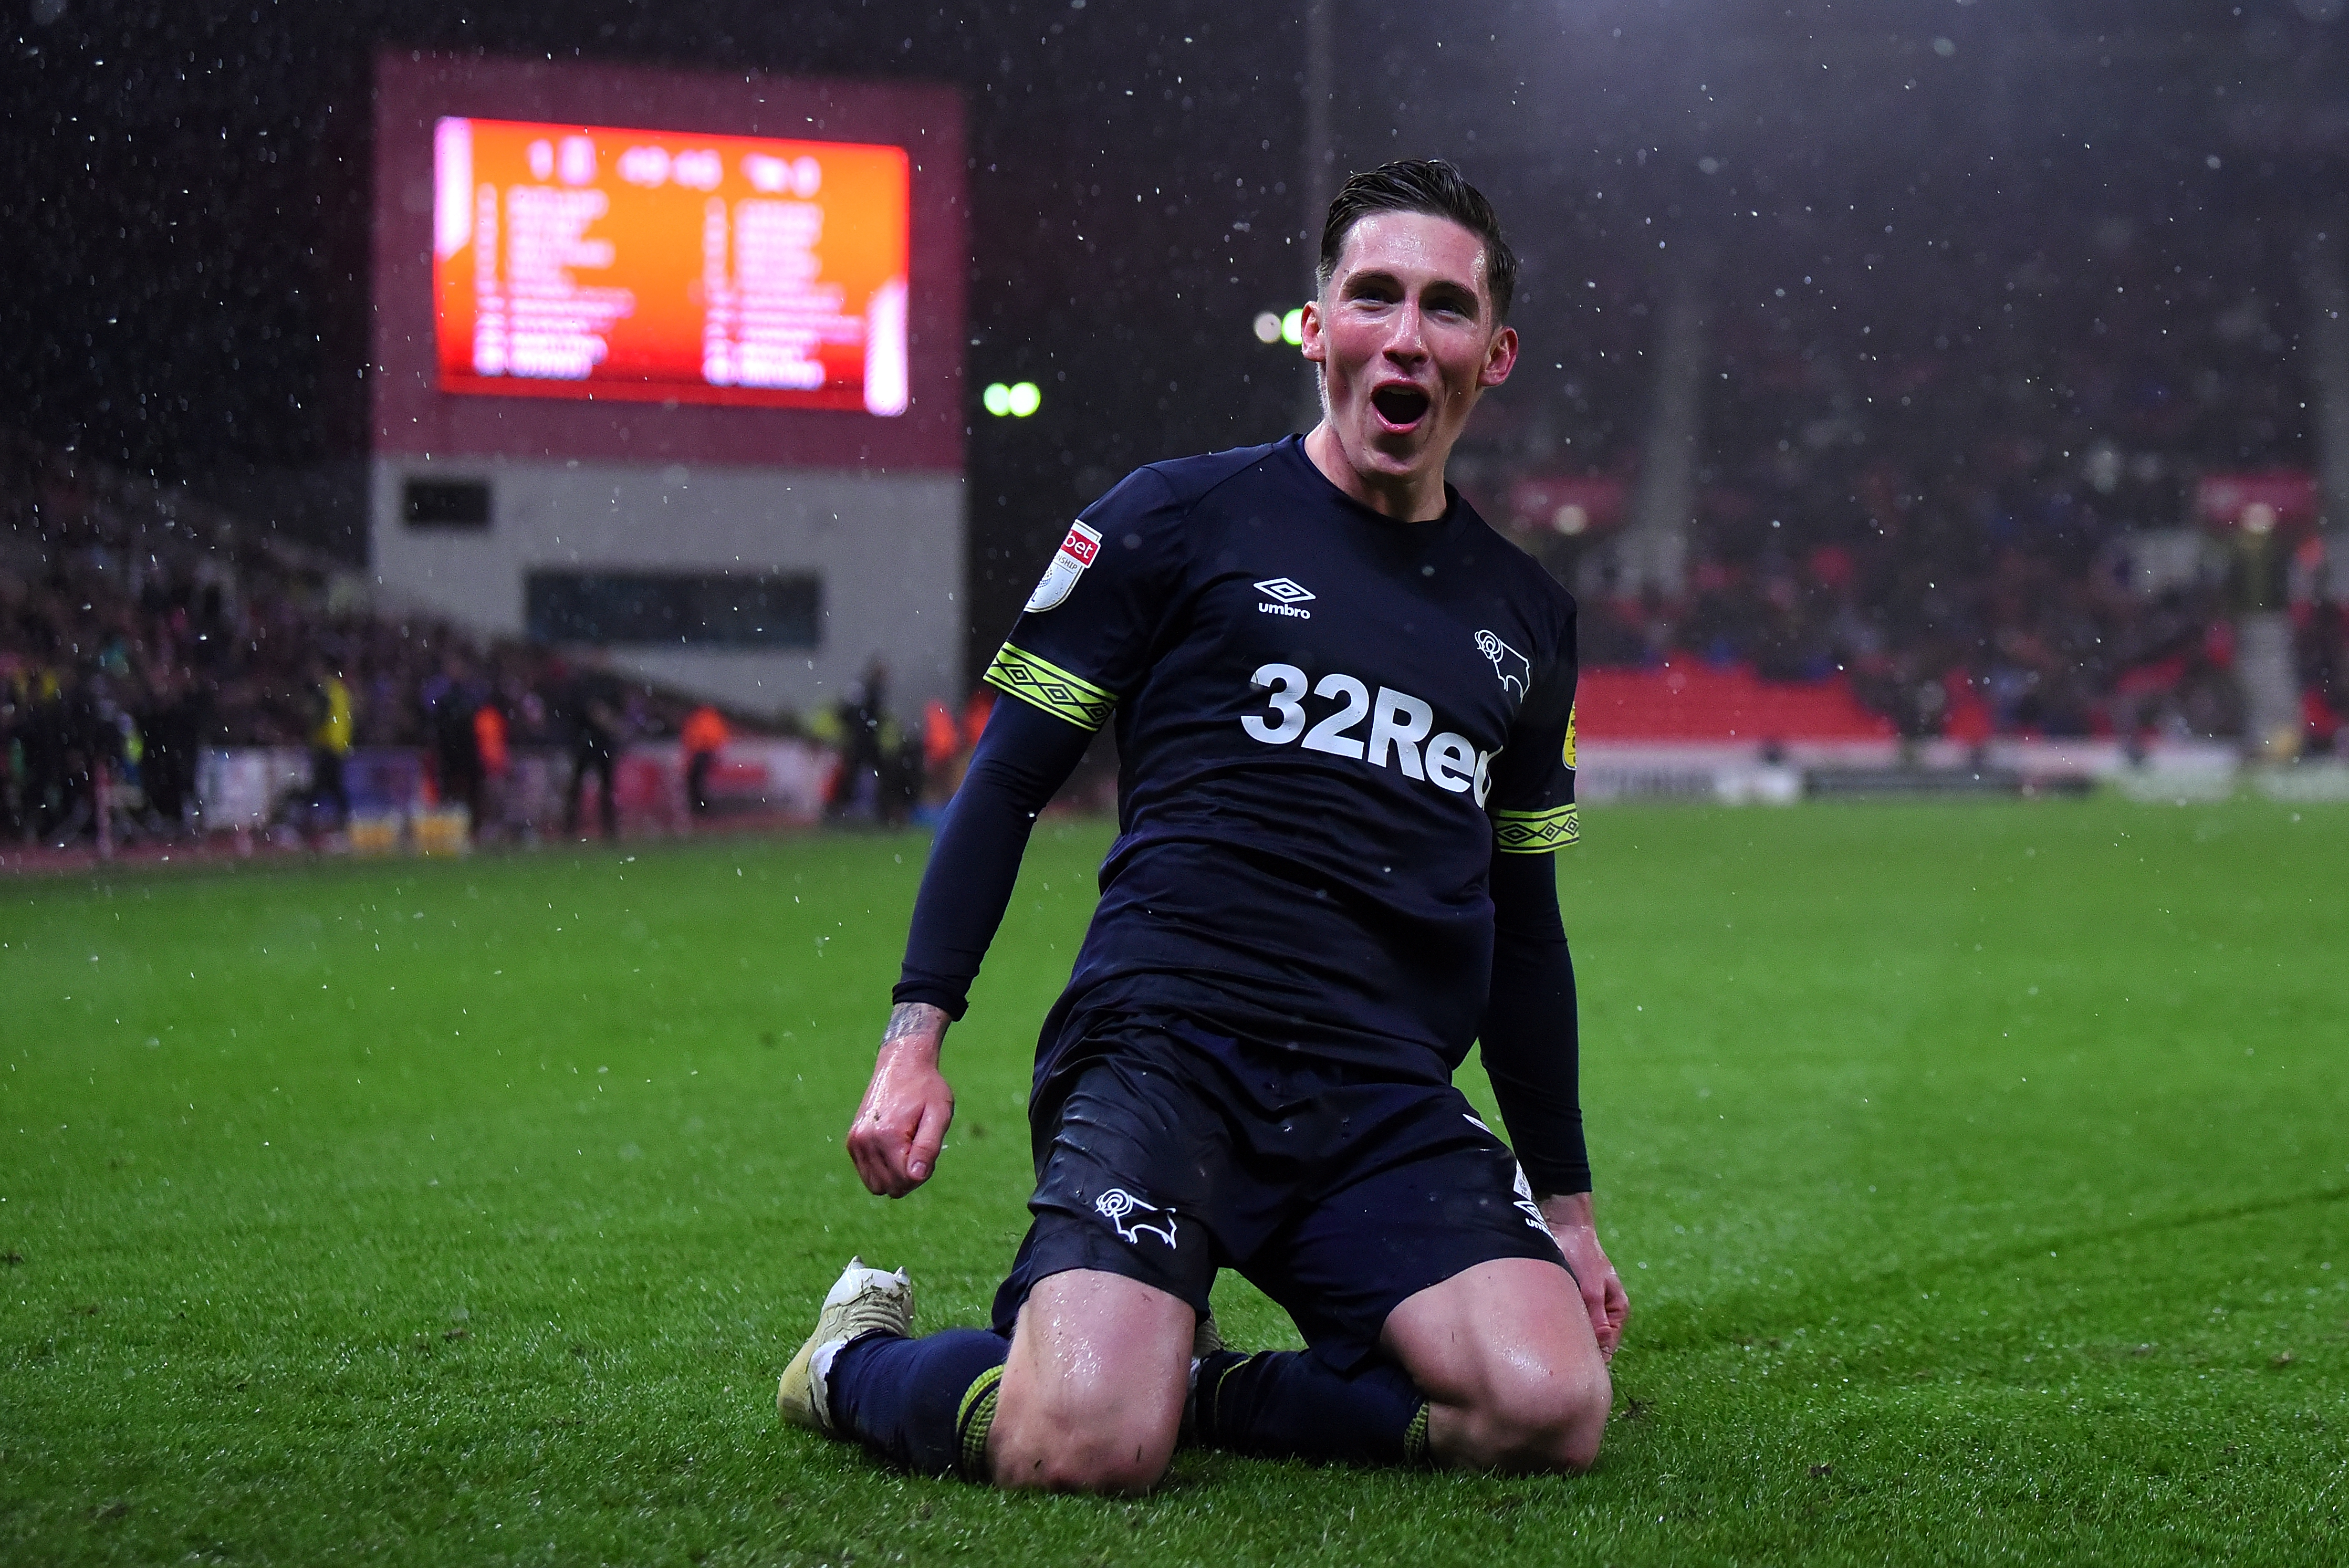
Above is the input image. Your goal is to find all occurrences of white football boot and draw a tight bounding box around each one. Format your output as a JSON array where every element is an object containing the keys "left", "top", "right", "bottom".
[{"left": 777, "top": 1258, "right": 915, "bottom": 1434}]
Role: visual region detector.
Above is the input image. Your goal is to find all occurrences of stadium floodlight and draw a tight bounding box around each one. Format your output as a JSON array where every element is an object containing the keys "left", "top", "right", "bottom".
[
  {"left": 982, "top": 382, "right": 1014, "bottom": 416},
  {"left": 1006, "top": 381, "right": 1041, "bottom": 417},
  {"left": 1252, "top": 311, "right": 1283, "bottom": 344},
  {"left": 1281, "top": 307, "right": 1305, "bottom": 346}
]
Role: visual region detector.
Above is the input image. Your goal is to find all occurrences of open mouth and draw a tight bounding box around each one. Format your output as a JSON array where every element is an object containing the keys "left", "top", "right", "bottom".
[{"left": 1370, "top": 383, "right": 1432, "bottom": 432}]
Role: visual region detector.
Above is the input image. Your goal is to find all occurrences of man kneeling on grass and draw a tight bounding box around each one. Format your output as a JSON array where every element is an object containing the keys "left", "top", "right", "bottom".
[{"left": 778, "top": 159, "right": 1628, "bottom": 1490}]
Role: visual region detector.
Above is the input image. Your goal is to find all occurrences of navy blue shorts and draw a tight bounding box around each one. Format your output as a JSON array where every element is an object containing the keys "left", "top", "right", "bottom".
[{"left": 989, "top": 1015, "right": 1570, "bottom": 1371}]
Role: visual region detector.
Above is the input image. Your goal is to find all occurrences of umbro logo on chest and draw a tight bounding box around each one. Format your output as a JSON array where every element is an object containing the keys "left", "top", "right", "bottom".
[{"left": 1253, "top": 577, "right": 1315, "bottom": 620}]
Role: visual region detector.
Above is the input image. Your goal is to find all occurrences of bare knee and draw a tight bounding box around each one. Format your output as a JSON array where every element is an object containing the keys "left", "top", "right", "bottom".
[
  {"left": 1447, "top": 1361, "right": 1612, "bottom": 1475},
  {"left": 983, "top": 1269, "right": 1191, "bottom": 1492},
  {"left": 1542, "top": 1363, "right": 1613, "bottom": 1473},
  {"left": 987, "top": 1396, "right": 1175, "bottom": 1494}
]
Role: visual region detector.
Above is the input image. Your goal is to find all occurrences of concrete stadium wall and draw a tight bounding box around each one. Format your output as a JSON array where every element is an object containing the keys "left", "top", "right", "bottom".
[{"left": 367, "top": 456, "right": 964, "bottom": 720}]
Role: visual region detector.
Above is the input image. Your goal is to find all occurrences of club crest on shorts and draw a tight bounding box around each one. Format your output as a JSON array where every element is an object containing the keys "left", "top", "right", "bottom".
[
  {"left": 1094, "top": 1187, "right": 1178, "bottom": 1248},
  {"left": 1476, "top": 630, "right": 1532, "bottom": 700},
  {"left": 1026, "top": 520, "right": 1103, "bottom": 613}
]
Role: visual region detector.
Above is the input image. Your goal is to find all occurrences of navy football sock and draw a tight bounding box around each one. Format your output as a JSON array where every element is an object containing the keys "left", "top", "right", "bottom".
[
  {"left": 1190, "top": 1349, "right": 1432, "bottom": 1467},
  {"left": 826, "top": 1329, "right": 1010, "bottom": 1480}
]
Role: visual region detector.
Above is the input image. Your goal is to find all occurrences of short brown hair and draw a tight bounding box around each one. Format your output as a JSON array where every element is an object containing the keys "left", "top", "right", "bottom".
[{"left": 1317, "top": 160, "right": 1518, "bottom": 322}]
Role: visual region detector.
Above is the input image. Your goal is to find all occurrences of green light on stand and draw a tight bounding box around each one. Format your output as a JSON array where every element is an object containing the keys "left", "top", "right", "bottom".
[{"left": 983, "top": 381, "right": 1042, "bottom": 417}]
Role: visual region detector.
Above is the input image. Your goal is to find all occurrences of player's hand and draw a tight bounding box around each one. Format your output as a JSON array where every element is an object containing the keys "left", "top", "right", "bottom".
[
  {"left": 1540, "top": 1191, "right": 1630, "bottom": 1363},
  {"left": 845, "top": 1003, "right": 955, "bottom": 1197}
]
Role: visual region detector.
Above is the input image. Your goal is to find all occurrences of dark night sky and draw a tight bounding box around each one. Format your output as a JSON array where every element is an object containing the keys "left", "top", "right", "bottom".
[{"left": 3, "top": 1, "right": 2343, "bottom": 632}]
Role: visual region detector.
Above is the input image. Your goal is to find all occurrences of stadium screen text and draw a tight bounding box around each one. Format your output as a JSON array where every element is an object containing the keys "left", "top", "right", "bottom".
[{"left": 431, "top": 117, "right": 910, "bottom": 414}]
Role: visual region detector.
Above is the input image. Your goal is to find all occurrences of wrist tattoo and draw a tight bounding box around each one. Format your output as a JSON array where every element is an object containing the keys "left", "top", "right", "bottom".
[{"left": 882, "top": 1001, "right": 943, "bottom": 1047}]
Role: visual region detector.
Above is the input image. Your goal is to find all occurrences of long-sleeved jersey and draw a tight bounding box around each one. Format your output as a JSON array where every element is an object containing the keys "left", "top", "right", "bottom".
[{"left": 895, "top": 435, "right": 1591, "bottom": 1190}]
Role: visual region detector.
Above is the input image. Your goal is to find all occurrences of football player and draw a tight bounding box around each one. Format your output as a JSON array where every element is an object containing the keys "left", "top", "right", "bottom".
[{"left": 779, "top": 159, "right": 1627, "bottom": 1490}]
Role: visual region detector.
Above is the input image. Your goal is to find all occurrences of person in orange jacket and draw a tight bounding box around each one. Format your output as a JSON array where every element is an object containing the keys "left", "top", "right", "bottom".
[
  {"left": 681, "top": 704, "right": 729, "bottom": 818},
  {"left": 921, "top": 698, "right": 962, "bottom": 803},
  {"left": 472, "top": 701, "right": 510, "bottom": 841}
]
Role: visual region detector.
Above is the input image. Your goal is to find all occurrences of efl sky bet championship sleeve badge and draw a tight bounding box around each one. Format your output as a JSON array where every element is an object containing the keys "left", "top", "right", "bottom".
[{"left": 1024, "top": 520, "right": 1103, "bottom": 613}]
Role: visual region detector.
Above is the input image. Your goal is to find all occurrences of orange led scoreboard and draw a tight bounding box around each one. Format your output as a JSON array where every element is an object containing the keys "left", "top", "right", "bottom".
[
  {"left": 372, "top": 54, "right": 964, "bottom": 469},
  {"left": 432, "top": 118, "right": 910, "bottom": 413}
]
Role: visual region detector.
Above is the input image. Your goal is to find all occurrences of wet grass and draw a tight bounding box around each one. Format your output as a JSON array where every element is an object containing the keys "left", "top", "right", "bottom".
[{"left": 3, "top": 798, "right": 2346, "bottom": 1565}]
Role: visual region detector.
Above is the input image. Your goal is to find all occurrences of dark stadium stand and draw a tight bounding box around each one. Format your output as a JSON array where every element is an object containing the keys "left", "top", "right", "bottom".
[
  {"left": 9, "top": 198, "right": 2349, "bottom": 852},
  {"left": 1460, "top": 239, "right": 2346, "bottom": 751},
  {"left": 0, "top": 430, "right": 792, "bottom": 849}
]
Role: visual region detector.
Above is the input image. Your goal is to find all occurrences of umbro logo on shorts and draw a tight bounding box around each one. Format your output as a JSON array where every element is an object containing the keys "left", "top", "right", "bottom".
[
  {"left": 1094, "top": 1187, "right": 1179, "bottom": 1248},
  {"left": 1508, "top": 1162, "right": 1551, "bottom": 1237},
  {"left": 1467, "top": 1115, "right": 1553, "bottom": 1238},
  {"left": 1253, "top": 578, "right": 1315, "bottom": 619}
]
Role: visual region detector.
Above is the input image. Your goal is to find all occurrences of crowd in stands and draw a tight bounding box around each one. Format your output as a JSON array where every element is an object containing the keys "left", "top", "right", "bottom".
[
  {"left": 0, "top": 430, "right": 994, "bottom": 849},
  {"left": 1458, "top": 223, "right": 2349, "bottom": 749},
  {"left": 11, "top": 215, "right": 2349, "bottom": 851},
  {"left": 0, "top": 433, "right": 697, "bottom": 844}
]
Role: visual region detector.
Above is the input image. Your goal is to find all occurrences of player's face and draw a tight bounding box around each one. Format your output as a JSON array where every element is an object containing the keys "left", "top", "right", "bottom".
[{"left": 1302, "top": 211, "right": 1517, "bottom": 508}]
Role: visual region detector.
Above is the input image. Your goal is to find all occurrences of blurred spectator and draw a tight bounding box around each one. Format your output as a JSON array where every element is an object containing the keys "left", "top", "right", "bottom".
[
  {"left": 473, "top": 696, "right": 510, "bottom": 840},
  {"left": 826, "top": 658, "right": 892, "bottom": 822},
  {"left": 306, "top": 660, "right": 353, "bottom": 830},
  {"left": 921, "top": 697, "right": 962, "bottom": 807},
  {"left": 2225, "top": 504, "right": 2291, "bottom": 615},
  {"left": 137, "top": 665, "right": 205, "bottom": 837},
  {"left": 423, "top": 655, "right": 484, "bottom": 830},
  {"left": 1, "top": 661, "right": 24, "bottom": 839},
  {"left": 20, "top": 666, "right": 96, "bottom": 843},
  {"left": 881, "top": 726, "right": 923, "bottom": 828},
  {"left": 681, "top": 703, "right": 728, "bottom": 818},
  {"left": 2299, "top": 599, "right": 2345, "bottom": 756},
  {"left": 561, "top": 660, "right": 625, "bottom": 841},
  {"left": 961, "top": 687, "right": 995, "bottom": 754}
]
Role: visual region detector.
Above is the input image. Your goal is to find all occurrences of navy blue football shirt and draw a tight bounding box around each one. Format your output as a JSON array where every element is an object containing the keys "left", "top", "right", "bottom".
[{"left": 978, "top": 435, "right": 1579, "bottom": 1085}]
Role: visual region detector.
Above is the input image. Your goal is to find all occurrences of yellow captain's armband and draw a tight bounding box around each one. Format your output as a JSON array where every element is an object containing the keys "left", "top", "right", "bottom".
[
  {"left": 984, "top": 642, "right": 1117, "bottom": 732},
  {"left": 1492, "top": 803, "right": 1580, "bottom": 853}
]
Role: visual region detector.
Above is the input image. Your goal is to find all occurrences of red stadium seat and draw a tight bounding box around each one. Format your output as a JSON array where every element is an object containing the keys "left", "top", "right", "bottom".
[{"left": 1577, "top": 665, "right": 1896, "bottom": 743}]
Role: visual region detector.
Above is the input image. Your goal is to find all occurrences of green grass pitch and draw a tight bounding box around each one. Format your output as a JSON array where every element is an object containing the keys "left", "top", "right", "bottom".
[{"left": 4, "top": 799, "right": 2346, "bottom": 1565}]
